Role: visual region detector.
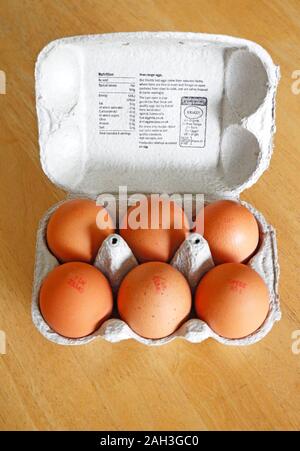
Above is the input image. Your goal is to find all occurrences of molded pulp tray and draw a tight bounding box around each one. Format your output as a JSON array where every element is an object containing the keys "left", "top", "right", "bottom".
[{"left": 33, "top": 32, "right": 281, "bottom": 346}]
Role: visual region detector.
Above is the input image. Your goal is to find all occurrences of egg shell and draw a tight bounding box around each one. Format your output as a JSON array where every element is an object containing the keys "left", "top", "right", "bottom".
[
  {"left": 120, "top": 198, "right": 190, "bottom": 263},
  {"left": 117, "top": 262, "right": 192, "bottom": 339},
  {"left": 46, "top": 199, "right": 115, "bottom": 263},
  {"left": 195, "top": 200, "right": 259, "bottom": 264},
  {"left": 195, "top": 263, "right": 270, "bottom": 339},
  {"left": 39, "top": 262, "right": 113, "bottom": 338}
]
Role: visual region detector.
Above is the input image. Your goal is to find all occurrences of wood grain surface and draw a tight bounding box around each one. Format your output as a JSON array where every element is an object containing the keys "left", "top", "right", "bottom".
[{"left": 0, "top": 0, "right": 299, "bottom": 431}]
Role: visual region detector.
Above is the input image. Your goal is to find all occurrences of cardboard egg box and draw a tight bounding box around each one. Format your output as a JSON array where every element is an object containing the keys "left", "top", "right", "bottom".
[{"left": 33, "top": 32, "right": 281, "bottom": 346}]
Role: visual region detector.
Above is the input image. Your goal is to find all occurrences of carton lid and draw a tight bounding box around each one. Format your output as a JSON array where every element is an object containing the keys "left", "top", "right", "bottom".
[{"left": 35, "top": 32, "right": 279, "bottom": 196}]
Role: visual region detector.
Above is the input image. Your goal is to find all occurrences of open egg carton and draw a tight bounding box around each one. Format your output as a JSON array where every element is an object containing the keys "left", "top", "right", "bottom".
[{"left": 33, "top": 32, "right": 281, "bottom": 346}]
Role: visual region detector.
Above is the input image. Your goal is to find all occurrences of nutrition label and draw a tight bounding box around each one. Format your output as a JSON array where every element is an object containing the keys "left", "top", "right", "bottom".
[
  {"left": 98, "top": 74, "right": 136, "bottom": 133},
  {"left": 97, "top": 72, "right": 208, "bottom": 148}
]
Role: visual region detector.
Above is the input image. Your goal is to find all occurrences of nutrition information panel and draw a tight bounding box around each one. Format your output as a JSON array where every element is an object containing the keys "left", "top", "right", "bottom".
[{"left": 98, "top": 73, "right": 136, "bottom": 134}]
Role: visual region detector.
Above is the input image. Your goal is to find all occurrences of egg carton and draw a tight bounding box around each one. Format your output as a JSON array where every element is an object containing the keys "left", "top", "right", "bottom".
[
  {"left": 32, "top": 195, "right": 280, "bottom": 346},
  {"left": 33, "top": 32, "right": 281, "bottom": 346}
]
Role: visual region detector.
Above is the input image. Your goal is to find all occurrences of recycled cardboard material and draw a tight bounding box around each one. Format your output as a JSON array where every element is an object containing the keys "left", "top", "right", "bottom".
[{"left": 33, "top": 32, "right": 280, "bottom": 346}]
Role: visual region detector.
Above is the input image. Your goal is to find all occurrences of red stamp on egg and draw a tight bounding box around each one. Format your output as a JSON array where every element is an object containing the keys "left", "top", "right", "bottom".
[
  {"left": 229, "top": 279, "right": 247, "bottom": 294},
  {"left": 152, "top": 275, "right": 167, "bottom": 293},
  {"left": 67, "top": 275, "right": 86, "bottom": 293}
]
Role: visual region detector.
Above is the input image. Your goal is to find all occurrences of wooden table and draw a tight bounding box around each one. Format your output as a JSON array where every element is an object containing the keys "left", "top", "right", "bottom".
[{"left": 0, "top": 0, "right": 299, "bottom": 431}]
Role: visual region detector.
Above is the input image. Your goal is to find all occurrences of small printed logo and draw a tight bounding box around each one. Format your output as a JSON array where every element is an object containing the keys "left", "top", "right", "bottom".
[
  {"left": 229, "top": 279, "right": 247, "bottom": 294},
  {"left": 67, "top": 275, "right": 86, "bottom": 293},
  {"left": 0, "top": 331, "right": 6, "bottom": 355},
  {"left": 291, "top": 70, "right": 300, "bottom": 95},
  {"left": 184, "top": 105, "right": 203, "bottom": 119},
  {"left": 291, "top": 330, "right": 300, "bottom": 355},
  {"left": 0, "top": 70, "right": 6, "bottom": 95}
]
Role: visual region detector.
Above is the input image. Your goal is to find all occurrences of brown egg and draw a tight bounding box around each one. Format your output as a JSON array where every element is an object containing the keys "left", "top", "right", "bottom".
[
  {"left": 47, "top": 199, "right": 115, "bottom": 263},
  {"left": 39, "top": 262, "right": 113, "bottom": 338},
  {"left": 195, "top": 263, "right": 270, "bottom": 339},
  {"left": 117, "top": 262, "right": 192, "bottom": 339},
  {"left": 195, "top": 199, "right": 259, "bottom": 264},
  {"left": 120, "top": 197, "right": 189, "bottom": 263}
]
